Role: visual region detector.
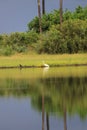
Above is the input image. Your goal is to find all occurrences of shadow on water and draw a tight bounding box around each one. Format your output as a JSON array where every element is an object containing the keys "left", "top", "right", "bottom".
[{"left": 0, "top": 66, "right": 87, "bottom": 130}]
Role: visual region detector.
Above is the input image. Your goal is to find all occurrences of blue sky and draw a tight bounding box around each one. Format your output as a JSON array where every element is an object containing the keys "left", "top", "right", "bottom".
[{"left": 0, "top": 0, "right": 87, "bottom": 34}]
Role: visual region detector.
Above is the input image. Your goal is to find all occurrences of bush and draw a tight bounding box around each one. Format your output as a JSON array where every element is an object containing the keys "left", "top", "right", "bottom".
[
  {"left": 37, "top": 19, "right": 87, "bottom": 54},
  {"left": 27, "top": 10, "right": 60, "bottom": 33},
  {"left": 0, "top": 45, "right": 13, "bottom": 56},
  {"left": 28, "top": 6, "right": 87, "bottom": 33},
  {"left": 0, "top": 31, "right": 39, "bottom": 55}
]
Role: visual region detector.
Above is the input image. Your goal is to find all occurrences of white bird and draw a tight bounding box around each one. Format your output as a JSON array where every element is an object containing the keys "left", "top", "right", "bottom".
[{"left": 42, "top": 61, "right": 49, "bottom": 67}]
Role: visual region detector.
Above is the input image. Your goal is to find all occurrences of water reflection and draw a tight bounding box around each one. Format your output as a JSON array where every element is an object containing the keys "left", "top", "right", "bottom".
[{"left": 0, "top": 67, "right": 87, "bottom": 130}]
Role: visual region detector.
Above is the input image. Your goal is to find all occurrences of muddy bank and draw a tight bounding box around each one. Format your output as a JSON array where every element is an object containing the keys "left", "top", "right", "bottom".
[{"left": 0, "top": 63, "right": 87, "bottom": 69}]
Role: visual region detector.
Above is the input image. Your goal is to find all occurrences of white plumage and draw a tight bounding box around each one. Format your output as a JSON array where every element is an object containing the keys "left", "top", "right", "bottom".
[{"left": 42, "top": 61, "right": 49, "bottom": 67}]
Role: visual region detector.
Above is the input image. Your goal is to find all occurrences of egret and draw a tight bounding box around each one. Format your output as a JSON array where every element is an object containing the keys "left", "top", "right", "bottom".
[{"left": 42, "top": 61, "right": 49, "bottom": 67}]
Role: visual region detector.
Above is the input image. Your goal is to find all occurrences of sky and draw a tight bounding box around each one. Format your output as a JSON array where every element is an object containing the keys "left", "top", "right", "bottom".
[{"left": 0, "top": 0, "right": 87, "bottom": 34}]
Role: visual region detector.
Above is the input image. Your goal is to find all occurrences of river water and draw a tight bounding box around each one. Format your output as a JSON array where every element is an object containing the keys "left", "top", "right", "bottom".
[{"left": 0, "top": 66, "right": 87, "bottom": 130}]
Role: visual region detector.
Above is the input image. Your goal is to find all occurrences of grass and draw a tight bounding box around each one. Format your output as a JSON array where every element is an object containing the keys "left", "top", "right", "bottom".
[{"left": 0, "top": 53, "right": 87, "bottom": 67}]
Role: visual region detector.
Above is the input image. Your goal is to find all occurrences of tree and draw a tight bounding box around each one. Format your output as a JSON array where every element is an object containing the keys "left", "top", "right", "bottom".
[
  {"left": 37, "top": 0, "right": 42, "bottom": 33},
  {"left": 42, "top": 93, "right": 45, "bottom": 130},
  {"left": 59, "top": 0, "right": 63, "bottom": 28},
  {"left": 46, "top": 113, "right": 49, "bottom": 130},
  {"left": 42, "top": 0, "right": 45, "bottom": 15}
]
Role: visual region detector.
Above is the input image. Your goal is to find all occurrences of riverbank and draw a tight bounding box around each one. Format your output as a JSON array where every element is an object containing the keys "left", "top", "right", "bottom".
[{"left": 0, "top": 53, "right": 87, "bottom": 69}]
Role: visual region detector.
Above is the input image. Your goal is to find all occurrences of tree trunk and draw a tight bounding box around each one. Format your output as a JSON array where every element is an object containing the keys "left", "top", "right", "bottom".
[
  {"left": 59, "top": 0, "right": 63, "bottom": 29},
  {"left": 42, "top": 0, "right": 45, "bottom": 15},
  {"left": 63, "top": 104, "right": 67, "bottom": 130},
  {"left": 42, "top": 94, "right": 44, "bottom": 130},
  {"left": 46, "top": 113, "right": 50, "bottom": 130},
  {"left": 37, "top": 0, "right": 42, "bottom": 33}
]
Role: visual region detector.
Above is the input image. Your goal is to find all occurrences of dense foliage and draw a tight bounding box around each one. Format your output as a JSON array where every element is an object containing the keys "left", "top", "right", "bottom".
[
  {"left": 37, "top": 19, "right": 87, "bottom": 54},
  {"left": 0, "top": 74, "right": 87, "bottom": 119},
  {"left": 0, "top": 6, "right": 87, "bottom": 55},
  {"left": 0, "top": 32, "right": 38, "bottom": 55},
  {"left": 28, "top": 6, "right": 87, "bottom": 33}
]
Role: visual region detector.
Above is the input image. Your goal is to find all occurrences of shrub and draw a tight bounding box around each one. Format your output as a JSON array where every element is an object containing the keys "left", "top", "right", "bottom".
[
  {"left": 0, "top": 45, "right": 13, "bottom": 56},
  {"left": 37, "top": 19, "right": 87, "bottom": 54},
  {"left": 27, "top": 6, "right": 87, "bottom": 33},
  {"left": 0, "top": 31, "right": 39, "bottom": 55}
]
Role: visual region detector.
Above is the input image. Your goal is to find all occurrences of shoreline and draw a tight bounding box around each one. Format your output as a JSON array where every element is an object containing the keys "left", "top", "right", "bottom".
[
  {"left": 0, "top": 53, "right": 87, "bottom": 69},
  {"left": 0, "top": 63, "right": 87, "bottom": 69}
]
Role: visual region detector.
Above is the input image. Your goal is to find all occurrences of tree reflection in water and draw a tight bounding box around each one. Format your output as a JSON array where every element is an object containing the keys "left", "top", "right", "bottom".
[
  {"left": 0, "top": 70, "right": 87, "bottom": 130},
  {"left": 63, "top": 102, "right": 67, "bottom": 130},
  {"left": 31, "top": 76, "right": 87, "bottom": 130},
  {"left": 42, "top": 93, "right": 44, "bottom": 130},
  {"left": 46, "top": 112, "right": 49, "bottom": 130}
]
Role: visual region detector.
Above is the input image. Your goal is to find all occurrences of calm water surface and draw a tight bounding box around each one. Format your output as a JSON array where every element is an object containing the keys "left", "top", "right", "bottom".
[{"left": 0, "top": 66, "right": 87, "bottom": 130}]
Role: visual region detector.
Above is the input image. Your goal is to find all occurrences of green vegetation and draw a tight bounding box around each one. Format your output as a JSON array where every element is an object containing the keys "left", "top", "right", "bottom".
[
  {"left": 0, "top": 67, "right": 87, "bottom": 119},
  {"left": 0, "top": 53, "right": 87, "bottom": 67},
  {"left": 0, "top": 6, "right": 87, "bottom": 55},
  {"left": 28, "top": 6, "right": 87, "bottom": 32},
  {"left": 0, "top": 32, "right": 38, "bottom": 55},
  {"left": 36, "top": 19, "right": 87, "bottom": 54}
]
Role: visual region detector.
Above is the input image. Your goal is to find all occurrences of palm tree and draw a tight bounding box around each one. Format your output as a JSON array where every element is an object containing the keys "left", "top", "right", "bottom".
[
  {"left": 63, "top": 105, "right": 67, "bottom": 130},
  {"left": 37, "top": 0, "right": 42, "bottom": 33},
  {"left": 42, "top": 94, "right": 44, "bottom": 130},
  {"left": 59, "top": 0, "right": 63, "bottom": 28},
  {"left": 46, "top": 113, "right": 50, "bottom": 130},
  {"left": 42, "top": 0, "right": 45, "bottom": 15}
]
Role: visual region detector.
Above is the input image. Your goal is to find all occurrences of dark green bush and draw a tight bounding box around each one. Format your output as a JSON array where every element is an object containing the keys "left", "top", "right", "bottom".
[
  {"left": 37, "top": 19, "right": 87, "bottom": 54},
  {"left": 28, "top": 6, "right": 87, "bottom": 33},
  {"left": 28, "top": 10, "right": 60, "bottom": 33}
]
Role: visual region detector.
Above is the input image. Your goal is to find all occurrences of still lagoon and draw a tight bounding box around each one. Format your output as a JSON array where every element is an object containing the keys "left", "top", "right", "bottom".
[{"left": 0, "top": 66, "right": 87, "bottom": 130}]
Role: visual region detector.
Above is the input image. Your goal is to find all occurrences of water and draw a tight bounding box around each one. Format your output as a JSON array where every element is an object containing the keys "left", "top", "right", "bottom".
[{"left": 0, "top": 66, "right": 87, "bottom": 130}]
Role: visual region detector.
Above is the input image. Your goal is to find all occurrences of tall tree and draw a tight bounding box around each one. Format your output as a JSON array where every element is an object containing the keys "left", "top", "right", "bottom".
[
  {"left": 46, "top": 113, "right": 50, "bottom": 130},
  {"left": 37, "top": 0, "right": 42, "bottom": 33},
  {"left": 63, "top": 105, "right": 67, "bottom": 130},
  {"left": 59, "top": 0, "right": 63, "bottom": 28},
  {"left": 42, "top": 0, "right": 45, "bottom": 15},
  {"left": 42, "top": 94, "right": 44, "bottom": 130}
]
